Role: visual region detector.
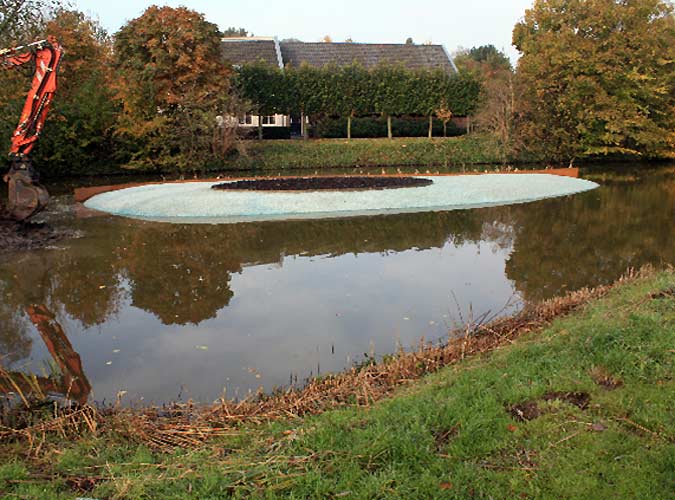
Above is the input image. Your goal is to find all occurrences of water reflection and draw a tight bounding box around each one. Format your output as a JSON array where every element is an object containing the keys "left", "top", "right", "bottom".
[
  {"left": 0, "top": 166, "right": 673, "bottom": 404},
  {"left": 0, "top": 305, "right": 90, "bottom": 404}
]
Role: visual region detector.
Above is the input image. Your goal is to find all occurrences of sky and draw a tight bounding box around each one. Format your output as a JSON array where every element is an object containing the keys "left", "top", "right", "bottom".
[{"left": 73, "top": 0, "right": 534, "bottom": 63}]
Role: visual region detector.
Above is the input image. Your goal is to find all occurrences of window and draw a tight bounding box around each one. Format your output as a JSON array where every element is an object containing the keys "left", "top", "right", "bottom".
[
  {"left": 239, "top": 115, "right": 253, "bottom": 125},
  {"left": 262, "top": 115, "right": 276, "bottom": 125}
]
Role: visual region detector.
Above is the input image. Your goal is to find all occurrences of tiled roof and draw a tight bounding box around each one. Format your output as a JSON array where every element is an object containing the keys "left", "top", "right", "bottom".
[
  {"left": 279, "top": 42, "right": 456, "bottom": 73},
  {"left": 220, "top": 39, "right": 457, "bottom": 73},
  {"left": 221, "top": 38, "right": 282, "bottom": 67}
]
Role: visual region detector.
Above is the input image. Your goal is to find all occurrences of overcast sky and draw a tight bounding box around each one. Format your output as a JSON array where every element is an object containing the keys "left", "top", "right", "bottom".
[{"left": 73, "top": 0, "right": 534, "bottom": 62}]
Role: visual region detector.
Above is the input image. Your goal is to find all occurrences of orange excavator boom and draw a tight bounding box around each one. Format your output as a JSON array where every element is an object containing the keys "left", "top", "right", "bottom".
[{"left": 1, "top": 36, "right": 63, "bottom": 221}]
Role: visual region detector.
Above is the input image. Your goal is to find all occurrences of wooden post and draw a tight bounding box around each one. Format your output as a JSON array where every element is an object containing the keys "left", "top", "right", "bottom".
[
  {"left": 428, "top": 115, "right": 433, "bottom": 139},
  {"left": 347, "top": 115, "right": 352, "bottom": 141},
  {"left": 258, "top": 115, "right": 263, "bottom": 140},
  {"left": 387, "top": 114, "right": 392, "bottom": 139}
]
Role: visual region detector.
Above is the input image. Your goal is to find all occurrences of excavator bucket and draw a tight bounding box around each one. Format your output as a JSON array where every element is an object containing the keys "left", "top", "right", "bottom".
[{"left": 3, "top": 165, "right": 50, "bottom": 221}]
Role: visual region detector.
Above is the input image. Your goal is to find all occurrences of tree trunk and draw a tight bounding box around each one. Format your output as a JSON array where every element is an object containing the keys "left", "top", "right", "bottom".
[
  {"left": 258, "top": 116, "right": 263, "bottom": 140},
  {"left": 301, "top": 112, "right": 308, "bottom": 140},
  {"left": 428, "top": 115, "right": 433, "bottom": 139},
  {"left": 347, "top": 115, "right": 352, "bottom": 141},
  {"left": 443, "top": 122, "right": 447, "bottom": 137},
  {"left": 387, "top": 115, "right": 392, "bottom": 139}
]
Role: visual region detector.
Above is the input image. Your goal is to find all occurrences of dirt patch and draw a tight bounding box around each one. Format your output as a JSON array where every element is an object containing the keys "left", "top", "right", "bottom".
[
  {"left": 212, "top": 176, "right": 434, "bottom": 191},
  {"left": 508, "top": 392, "right": 591, "bottom": 422},
  {"left": 433, "top": 424, "right": 460, "bottom": 451},
  {"left": 0, "top": 204, "right": 76, "bottom": 254},
  {"left": 589, "top": 367, "right": 623, "bottom": 390}
]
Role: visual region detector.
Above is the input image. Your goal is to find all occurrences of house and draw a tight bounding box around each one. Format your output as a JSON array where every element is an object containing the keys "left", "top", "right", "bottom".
[{"left": 221, "top": 37, "right": 458, "bottom": 131}]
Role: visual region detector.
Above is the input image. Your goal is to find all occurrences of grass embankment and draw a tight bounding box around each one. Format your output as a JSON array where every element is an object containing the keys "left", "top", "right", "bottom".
[
  {"left": 1, "top": 269, "right": 673, "bottom": 499},
  {"left": 227, "top": 134, "right": 507, "bottom": 171}
]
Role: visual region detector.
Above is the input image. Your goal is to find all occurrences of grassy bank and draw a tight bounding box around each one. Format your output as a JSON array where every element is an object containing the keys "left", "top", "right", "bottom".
[
  {"left": 225, "top": 134, "right": 509, "bottom": 171},
  {"left": 1, "top": 269, "right": 673, "bottom": 499}
]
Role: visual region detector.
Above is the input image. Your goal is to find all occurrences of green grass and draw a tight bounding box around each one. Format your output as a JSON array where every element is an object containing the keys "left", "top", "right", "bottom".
[
  {"left": 1, "top": 271, "right": 673, "bottom": 499},
  {"left": 224, "top": 134, "right": 509, "bottom": 171}
]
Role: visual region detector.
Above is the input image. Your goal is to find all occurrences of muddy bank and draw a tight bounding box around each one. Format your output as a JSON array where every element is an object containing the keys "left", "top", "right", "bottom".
[
  {"left": 0, "top": 205, "right": 76, "bottom": 254},
  {"left": 212, "top": 176, "right": 434, "bottom": 191}
]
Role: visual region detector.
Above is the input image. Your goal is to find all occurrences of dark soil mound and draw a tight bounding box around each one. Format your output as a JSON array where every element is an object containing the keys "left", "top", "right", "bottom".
[
  {"left": 212, "top": 176, "right": 433, "bottom": 192},
  {"left": 0, "top": 205, "right": 75, "bottom": 254}
]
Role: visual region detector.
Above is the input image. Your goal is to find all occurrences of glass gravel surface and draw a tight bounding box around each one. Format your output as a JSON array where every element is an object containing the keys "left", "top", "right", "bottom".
[{"left": 84, "top": 174, "right": 599, "bottom": 223}]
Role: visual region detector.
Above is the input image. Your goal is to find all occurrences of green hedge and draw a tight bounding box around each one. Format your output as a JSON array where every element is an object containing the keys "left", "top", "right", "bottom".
[{"left": 227, "top": 135, "right": 504, "bottom": 171}]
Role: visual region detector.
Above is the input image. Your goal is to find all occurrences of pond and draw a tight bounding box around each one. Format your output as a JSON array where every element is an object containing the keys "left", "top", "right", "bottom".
[{"left": 1, "top": 165, "right": 673, "bottom": 406}]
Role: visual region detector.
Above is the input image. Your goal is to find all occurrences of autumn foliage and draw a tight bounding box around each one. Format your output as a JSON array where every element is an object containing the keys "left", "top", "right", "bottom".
[
  {"left": 113, "top": 6, "right": 233, "bottom": 171},
  {"left": 513, "top": 0, "right": 675, "bottom": 161}
]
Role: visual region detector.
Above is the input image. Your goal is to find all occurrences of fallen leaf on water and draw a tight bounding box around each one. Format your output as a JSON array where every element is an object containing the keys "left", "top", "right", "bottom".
[
  {"left": 403, "top": 317, "right": 410, "bottom": 321},
  {"left": 195, "top": 345, "right": 209, "bottom": 351},
  {"left": 113, "top": 349, "right": 120, "bottom": 354},
  {"left": 105, "top": 361, "right": 112, "bottom": 365}
]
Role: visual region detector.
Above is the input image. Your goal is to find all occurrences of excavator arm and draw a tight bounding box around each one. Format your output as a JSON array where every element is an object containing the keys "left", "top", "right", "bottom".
[{"left": 1, "top": 36, "right": 63, "bottom": 221}]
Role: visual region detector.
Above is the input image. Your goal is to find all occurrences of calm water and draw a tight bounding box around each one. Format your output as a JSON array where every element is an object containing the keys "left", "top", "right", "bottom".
[{"left": 1, "top": 165, "right": 673, "bottom": 405}]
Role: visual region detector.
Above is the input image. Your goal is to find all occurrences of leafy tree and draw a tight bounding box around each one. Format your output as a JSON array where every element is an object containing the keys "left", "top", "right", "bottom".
[
  {"left": 372, "top": 64, "right": 412, "bottom": 139},
  {"left": 286, "top": 64, "right": 328, "bottom": 139},
  {"left": 113, "top": 6, "right": 232, "bottom": 171},
  {"left": 454, "top": 44, "right": 512, "bottom": 74},
  {"left": 334, "top": 63, "right": 370, "bottom": 139},
  {"left": 435, "top": 101, "right": 453, "bottom": 137},
  {"left": 34, "top": 9, "right": 118, "bottom": 175},
  {"left": 234, "top": 62, "right": 286, "bottom": 139},
  {"left": 222, "top": 26, "right": 249, "bottom": 37},
  {"left": 0, "top": 6, "right": 116, "bottom": 175},
  {"left": 513, "top": 0, "right": 675, "bottom": 162},
  {"left": 0, "top": 0, "right": 65, "bottom": 45}
]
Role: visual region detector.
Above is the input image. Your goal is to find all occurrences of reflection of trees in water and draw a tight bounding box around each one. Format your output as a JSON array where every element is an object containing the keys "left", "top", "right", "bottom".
[
  {"left": 0, "top": 283, "right": 32, "bottom": 366},
  {"left": 120, "top": 210, "right": 487, "bottom": 325},
  {"left": 504, "top": 174, "right": 675, "bottom": 302}
]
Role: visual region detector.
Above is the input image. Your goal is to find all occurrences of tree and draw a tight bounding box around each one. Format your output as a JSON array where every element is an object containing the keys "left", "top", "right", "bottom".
[
  {"left": 456, "top": 46, "right": 516, "bottom": 158},
  {"left": 222, "top": 26, "right": 249, "bottom": 37},
  {"left": 372, "top": 65, "right": 411, "bottom": 139},
  {"left": 435, "top": 101, "right": 453, "bottom": 137},
  {"left": 513, "top": 0, "right": 675, "bottom": 162},
  {"left": 0, "top": 0, "right": 64, "bottom": 45},
  {"left": 34, "top": 9, "right": 119, "bottom": 175},
  {"left": 285, "top": 64, "right": 329, "bottom": 139},
  {"left": 454, "top": 44, "right": 512, "bottom": 74},
  {"left": 335, "top": 63, "right": 370, "bottom": 140},
  {"left": 113, "top": 6, "right": 233, "bottom": 171},
  {"left": 234, "top": 62, "right": 286, "bottom": 139}
]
